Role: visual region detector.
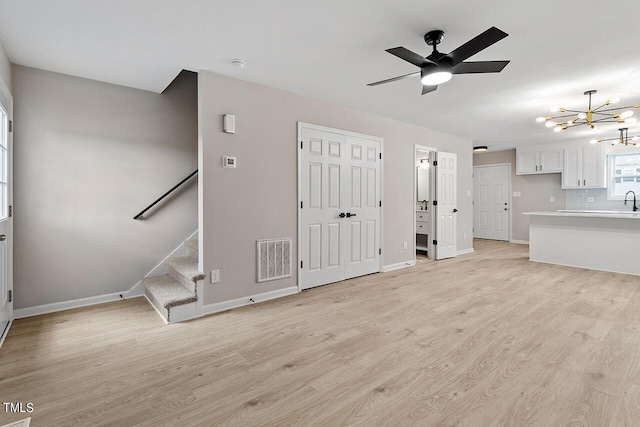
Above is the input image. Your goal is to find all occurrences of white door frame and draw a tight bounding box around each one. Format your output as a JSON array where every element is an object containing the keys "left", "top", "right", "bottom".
[
  {"left": 297, "top": 122, "right": 384, "bottom": 291},
  {"left": 473, "top": 163, "right": 512, "bottom": 242},
  {"left": 413, "top": 144, "right": 437, "bottom": 262},
  {"left": 0, "top": 73, "right": 13, "bottom": 348}
]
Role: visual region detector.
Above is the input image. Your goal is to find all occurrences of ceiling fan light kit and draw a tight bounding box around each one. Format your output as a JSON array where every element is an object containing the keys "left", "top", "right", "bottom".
[
  {"left": 368, "top": 26, "right": 510, "bottom": 95},
  {"left": 537, "top": 90, "right": 640, "bottom": 133}
]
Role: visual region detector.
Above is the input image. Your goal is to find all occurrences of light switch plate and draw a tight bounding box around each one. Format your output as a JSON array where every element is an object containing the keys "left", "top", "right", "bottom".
[{"left": 513, "top": 191, "right": 521, "bottom": 197}]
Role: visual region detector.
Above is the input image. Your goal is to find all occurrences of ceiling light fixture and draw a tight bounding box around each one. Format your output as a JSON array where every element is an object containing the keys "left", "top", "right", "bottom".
[
  {"left": 591, "top": 128, "right": 640, "bottom": 146},
  {"left": 536, "top": 90, "right": 639, "bottom": 132},
  {"left": 473, "top": 146, "right": 488, "bottom": 152}
]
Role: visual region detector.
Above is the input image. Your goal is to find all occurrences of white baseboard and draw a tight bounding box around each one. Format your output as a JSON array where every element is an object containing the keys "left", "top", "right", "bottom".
[
  {"left": 510, "top": 239, "right": 530, "bottom": 245},
  {"left": 456, "top": 248, "right": 475, "bottom": 256},
  {"left": 382, "top": 260, "right": 417, "bottom": 272},
  {"left": 14, "top": 292, "right": 142, "bottom": 319},
  {"left": 0, "top": 320, "right": 12, "bottom": 349},
  {"left": 203, "top": 286, "right": 299, "bottom": 316}
]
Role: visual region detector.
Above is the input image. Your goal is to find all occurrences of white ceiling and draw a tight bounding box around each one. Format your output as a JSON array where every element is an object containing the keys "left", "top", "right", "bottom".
[{"left": 1, "top": 0, "right": 640, "bottom": 151}]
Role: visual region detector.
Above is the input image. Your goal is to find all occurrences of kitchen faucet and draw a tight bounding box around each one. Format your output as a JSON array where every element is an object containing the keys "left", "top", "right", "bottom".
[{"left": 624, "top": 191, "right": 638, "bottom": 211}]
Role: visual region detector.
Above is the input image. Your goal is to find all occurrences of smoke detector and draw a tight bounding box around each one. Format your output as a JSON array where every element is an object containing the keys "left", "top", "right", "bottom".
[{"left": 230, "top": 59, "right": 246, "bottom": 69}]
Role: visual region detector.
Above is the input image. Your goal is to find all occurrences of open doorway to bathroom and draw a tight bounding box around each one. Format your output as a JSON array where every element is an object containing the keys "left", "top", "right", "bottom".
[{"left": 414, "top": 145, "right": 436, "bottom": 260}]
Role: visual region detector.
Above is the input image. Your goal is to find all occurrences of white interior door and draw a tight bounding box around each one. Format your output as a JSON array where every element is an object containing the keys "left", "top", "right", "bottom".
[
  {"left": 344, "top": 135, "right": 380, "bottom": 279},
  {"left": 474, "top": 165, "right": 509, "bottom": 241},
  {"left": 435, "top": 151, "right": 457, "bottom": 260},
  {"left": 299, "top": 125, "right": 381, "bottom": 290},
  {"left": 0, "top": 83, "right": 13, "bottom": 343}
]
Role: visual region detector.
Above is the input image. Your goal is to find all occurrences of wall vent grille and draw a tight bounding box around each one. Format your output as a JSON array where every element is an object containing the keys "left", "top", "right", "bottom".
[{"left": 257, "top": 238, "right": 292, "bottom": 282}]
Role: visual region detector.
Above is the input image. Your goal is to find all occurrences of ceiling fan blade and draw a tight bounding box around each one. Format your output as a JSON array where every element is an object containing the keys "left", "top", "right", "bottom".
[
  {"left": 446, "top": 27, "right": 508, "bottom": 66},
  {"left": 386, "top": 47, "right": 434, "bottom": 68},
  {"left": 452, "top": 60, "right": 510, "bottom": 74},
  {"left": 422, "top": 85, "right": 438, "bottom": 95},
  {"left": 367, "top": 72, "right": 420, "bottom": 87}
]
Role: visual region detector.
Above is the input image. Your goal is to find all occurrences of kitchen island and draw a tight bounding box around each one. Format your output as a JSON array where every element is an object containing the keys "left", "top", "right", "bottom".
[{"left": 524, "top": 210, "right": 640, "bottom": 276}]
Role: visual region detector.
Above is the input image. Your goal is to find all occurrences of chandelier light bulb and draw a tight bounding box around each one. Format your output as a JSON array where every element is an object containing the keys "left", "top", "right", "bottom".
[
  {"left": 577, "top": 112, "right": 587, "bottom": 119},
  {"left": 536, "top": 117, "right": 546, "bottom": 123},
  {"left": 621, "top": 110, "right": 634, "bottom": 119},
  {"left": 550, "top": 106, "right": 560, "bottom": 113},
  {"left": 626, "top": 117, "right": 638, "bottom": 123},
  {"left": 633, "top": 136, "right": 640, "bottom": 141},
  {"left": 590, "top": 139, "right": 598, "bottom": 144},
  {"left": 544, "top": 121, "right": 554, "bottom": 128},
  {"left": 553, "top": 126, "right": 563, "bottom": 133},
  {"left": 610, "top": 97, "right": 620, "bottom": 104}
]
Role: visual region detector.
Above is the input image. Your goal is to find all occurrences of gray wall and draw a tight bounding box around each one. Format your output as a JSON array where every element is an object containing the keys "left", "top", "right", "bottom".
[
  {"left": 0, "top": 39, "right": 11, "bottom": 92},
  {"left": 473, "top": 149, "right": 565, "bottom": 242},
  {"left": 199, "top": 70, "right": 473, "bottom": 306},
  {"left": 13, "top": 66, "right": 198, "bottom": 309}
]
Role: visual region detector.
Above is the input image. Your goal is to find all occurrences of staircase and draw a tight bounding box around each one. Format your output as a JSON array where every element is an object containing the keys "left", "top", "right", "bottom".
[{"left": 143, "top": 238, "right": 205, "bottom": 323}]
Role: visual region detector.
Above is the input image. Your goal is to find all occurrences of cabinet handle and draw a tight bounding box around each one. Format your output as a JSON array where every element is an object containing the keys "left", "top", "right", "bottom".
[
  {"left": 540, "top": 164, "right": 543, "bottom": 171},
  {"left": 535, "top": 165, "right": 538, "bottom": 171},
  {"left": 578, "top": 179, "right": 580, "bottom": 186},
  {"left": 583, "top": 179, "right": 586, "bottom": 186}
]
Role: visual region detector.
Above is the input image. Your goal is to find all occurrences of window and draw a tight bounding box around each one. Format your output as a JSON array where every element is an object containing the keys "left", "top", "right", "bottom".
[{"left": 608, "top": 153, "right": 640, "bottom": 200}]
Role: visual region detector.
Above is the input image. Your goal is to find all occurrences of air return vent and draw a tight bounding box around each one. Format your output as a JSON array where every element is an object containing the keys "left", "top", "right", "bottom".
[{"left": 257, "top": 238, "right": 292, "bottom": 282}]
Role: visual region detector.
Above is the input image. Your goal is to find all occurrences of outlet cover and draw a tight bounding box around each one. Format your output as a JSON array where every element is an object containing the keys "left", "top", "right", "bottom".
[
  {"left": 587, "top": 197, "right": 595, "bottom": 203},
  {"left": 210, "top": 269, "right": 220, "bottom": 283},
  {"left": 549, "top": 196, "right": 555, "bottom": 203},
  {"left": 513, "top": 191, "right": 521, "bottom": 197},
  {"left": 403, "top": 241, "right": 408, "bottom": 250}
]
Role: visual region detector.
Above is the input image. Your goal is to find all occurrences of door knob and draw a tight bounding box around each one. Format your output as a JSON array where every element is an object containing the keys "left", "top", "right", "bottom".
[
  {"left": 504, "top": 208, "right": 508, "bottom": 211},
  {"left": 346, "top": 213, "right": 357, "bottom": 218},
  {"left": 453, "top": 209, "right": 458, "bottom": 213},
  {"left": 338, "top": 213, "right": 346, "bottom": 218},
  {"left": 0, "top": 235, "right": 5, "bottom": 241}
]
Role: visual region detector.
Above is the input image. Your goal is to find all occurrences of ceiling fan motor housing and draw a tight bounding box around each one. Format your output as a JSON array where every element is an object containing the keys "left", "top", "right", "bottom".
[{"left": 424, "top": 30, "right": 445, "bottom": 46}]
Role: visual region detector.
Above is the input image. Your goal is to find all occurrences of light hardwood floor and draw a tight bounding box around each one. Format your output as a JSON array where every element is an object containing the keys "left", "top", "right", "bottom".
[{"left": 2, "top": 240, "right": 640, "bottom": 426}]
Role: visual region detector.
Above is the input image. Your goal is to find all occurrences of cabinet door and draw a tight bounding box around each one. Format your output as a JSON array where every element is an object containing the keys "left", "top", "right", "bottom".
[
  {"left": 582, "top": 145, "right": 605, "bottom": 188},
  {"left": 563, "top": 148, "right": 581, "bottom": 188},
  {"left": 516, "top": 151, "right": 539, "bottom": 174},
  {"left": 539, "top": 149, "right": 562, "bottom": 172}
]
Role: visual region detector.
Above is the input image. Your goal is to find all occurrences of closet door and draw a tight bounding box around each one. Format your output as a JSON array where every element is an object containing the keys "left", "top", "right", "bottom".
[
  {"left": 299, "top": 127, "right": 348, "bottom": 290},
  {"left": 299, "top": 125, "right": 381, "bottom": 290}
]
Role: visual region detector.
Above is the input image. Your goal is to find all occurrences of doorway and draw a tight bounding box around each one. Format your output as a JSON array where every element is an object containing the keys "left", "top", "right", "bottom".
[
  {"left": 0, "top": 77, "right": 13, "bottom": 346},
  {"left": 473, "top": 164, "right": 510, "bottom": 241},
  {"left": 414, "top": 145, "right": 458, "bottom": 261},
  {"left": 298, "top": 123, "right": 382, "bottom": 290}
]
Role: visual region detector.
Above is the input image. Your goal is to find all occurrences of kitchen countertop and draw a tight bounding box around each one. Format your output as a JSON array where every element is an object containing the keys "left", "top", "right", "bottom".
[{"left": 523, "top": 210, "right": 640, "bottom": 220}]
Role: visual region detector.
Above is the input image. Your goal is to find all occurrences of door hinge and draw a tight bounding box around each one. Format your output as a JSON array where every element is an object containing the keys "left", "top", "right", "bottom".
[
  {"left": 433, "top": 201, "right": 438, "bottom": 206},
  {"left": 433, "top": 240, "right": 438, "bottom": 245},
  {"left": 300, "top": 261, "right": 303, "bottom": 269},
  {"left": 300, "top": 201, "right": 303, "bottom": 209},
  {"left": 8, "top": 120, "right": 12, "bottom": 132},
  {"left": 379, "top": 201, "right": 382, "bottom": 207},
  {"left": 300, "top": 141, "right": 303, "bottom": 149},
  {"left": 8, "top": 205, "right": 12, "bottom": 217},
  {"left": 433, "top": 160, "right": 437, "bottom": 166},
  {"left": 8, "top": 290, "right": 12, "bottom": 303},
  {"left": 379, "top": 153, "right": 382, "bottom": 160},
  {"left": 379, "top": 248, "right": 382, "bottom": 255}
]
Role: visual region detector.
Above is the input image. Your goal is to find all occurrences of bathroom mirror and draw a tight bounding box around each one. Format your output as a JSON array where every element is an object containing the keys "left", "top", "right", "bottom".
[{"left": 417, "top": 160, "right": 429, "bottom": 203}]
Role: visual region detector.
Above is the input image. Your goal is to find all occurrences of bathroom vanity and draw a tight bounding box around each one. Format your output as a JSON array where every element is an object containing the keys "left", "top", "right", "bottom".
[{"left": 416, "top": 209, "right": 430, "bottom": 252}]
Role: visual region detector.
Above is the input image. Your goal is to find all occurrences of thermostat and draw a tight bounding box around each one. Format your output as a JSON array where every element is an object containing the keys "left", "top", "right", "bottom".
[{"left": 223, "top": 156, "right": 237, "bottom": 168}]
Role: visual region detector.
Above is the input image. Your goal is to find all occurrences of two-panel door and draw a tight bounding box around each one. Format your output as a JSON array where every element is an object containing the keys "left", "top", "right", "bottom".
[{"left": 299, "top": 126, "right": 381, "bottom": 290}]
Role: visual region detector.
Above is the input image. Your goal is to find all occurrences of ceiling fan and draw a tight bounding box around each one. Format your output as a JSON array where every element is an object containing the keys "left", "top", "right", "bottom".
[{"left": 368, "top": 26, "right": 510, "bottom": 95}]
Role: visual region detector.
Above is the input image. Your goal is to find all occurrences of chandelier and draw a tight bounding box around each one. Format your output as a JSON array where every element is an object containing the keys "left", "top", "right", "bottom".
[
  {"left": 537, "top": 90, "right": 639, "bottom": 133},
  {"left": 591, "top": 128, "right": 640, "bottom": 146}
]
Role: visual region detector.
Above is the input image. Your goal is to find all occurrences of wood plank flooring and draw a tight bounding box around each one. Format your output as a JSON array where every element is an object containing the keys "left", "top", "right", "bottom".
[{"left": 2, "top": 240, "right": 640, "bottom": 426}]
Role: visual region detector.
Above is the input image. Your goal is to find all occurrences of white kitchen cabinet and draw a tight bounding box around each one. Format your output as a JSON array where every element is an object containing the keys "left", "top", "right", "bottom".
[
  {"left": 516, "top": 147, "right": 562, "bottom": 174},
  {"left": 562, "top": 145, "right": 606, "bottom": 189}
]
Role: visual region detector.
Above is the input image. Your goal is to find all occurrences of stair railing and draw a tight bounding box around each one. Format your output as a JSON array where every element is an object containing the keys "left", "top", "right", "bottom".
[{"left": 133, "top": 169, "right": 198, "bottom": 220}]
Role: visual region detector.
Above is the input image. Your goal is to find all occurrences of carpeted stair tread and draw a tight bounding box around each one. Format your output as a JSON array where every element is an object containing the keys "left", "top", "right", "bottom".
[
  {"left": 165, "top": 256, "right": 206, "bottom": 282},
  {"left": 143, "top": 274, "right": 197, "bottom": 309}
]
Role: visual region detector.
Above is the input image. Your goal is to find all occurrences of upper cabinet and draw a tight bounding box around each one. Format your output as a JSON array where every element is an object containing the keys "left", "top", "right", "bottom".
[
  {"left": 516, "top": 147, "right": 563, "bottom": 175},
  {"left": 562, "top": 145, "right": 606, "bottom": 189}
]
